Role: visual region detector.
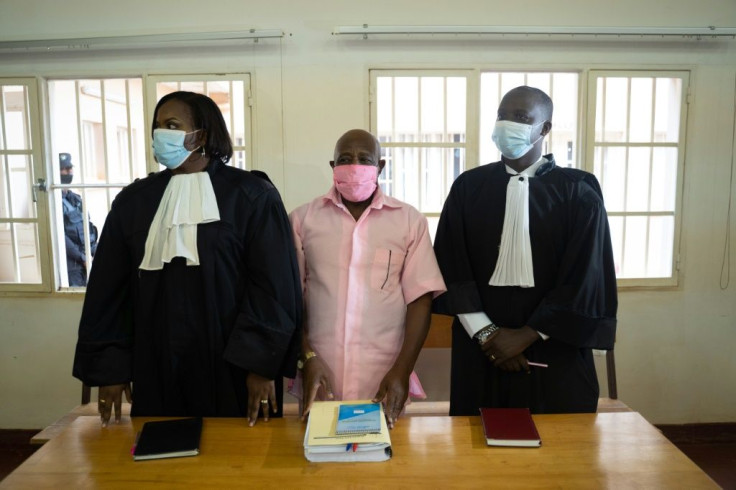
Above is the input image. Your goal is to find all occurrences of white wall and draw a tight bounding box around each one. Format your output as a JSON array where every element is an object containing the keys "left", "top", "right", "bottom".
[{"left": 1, "top": 0, "right": 735, "bottom": 428}]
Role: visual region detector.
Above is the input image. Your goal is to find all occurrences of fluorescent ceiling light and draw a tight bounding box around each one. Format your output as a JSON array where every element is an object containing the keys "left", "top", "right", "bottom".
[
  {"left": 333, "top": 25, "right": 736, "bottom": 39},
  {"left": 0, "top": 29, "right": 285, "bottom": 52}
]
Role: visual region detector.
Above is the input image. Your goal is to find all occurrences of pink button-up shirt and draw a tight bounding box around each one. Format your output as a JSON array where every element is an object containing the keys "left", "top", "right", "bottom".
[{"left": 289, "top": 186, "right": 446, "bottom": 401}]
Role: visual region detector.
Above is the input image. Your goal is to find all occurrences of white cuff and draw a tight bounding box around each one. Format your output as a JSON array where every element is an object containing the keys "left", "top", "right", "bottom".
[{"left": 457, "top": 312, "right": 493, "bottom": 338}]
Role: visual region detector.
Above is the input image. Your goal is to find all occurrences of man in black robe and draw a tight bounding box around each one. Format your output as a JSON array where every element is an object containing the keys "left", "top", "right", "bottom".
[
  {"left": 73, "top": 91, "right": 301, "bottom": 425},
  {"left": 433, "top": 86, "right": 617, "bottom": 415}
]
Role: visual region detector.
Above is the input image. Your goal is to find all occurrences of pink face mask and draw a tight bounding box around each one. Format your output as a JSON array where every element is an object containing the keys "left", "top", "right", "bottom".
[{"left": 333, "top": 164, "right": 378, "bottom": 203}]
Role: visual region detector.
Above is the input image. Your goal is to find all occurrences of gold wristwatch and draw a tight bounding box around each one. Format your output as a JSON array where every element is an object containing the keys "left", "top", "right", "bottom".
[{"left": 297, "top": 351, "right": 317, "bottom": 370}]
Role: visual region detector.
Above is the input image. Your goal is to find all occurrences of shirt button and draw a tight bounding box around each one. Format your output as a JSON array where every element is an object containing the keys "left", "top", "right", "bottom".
[{"left": 519, "top": 177, "right": 525, "bottom": 182}]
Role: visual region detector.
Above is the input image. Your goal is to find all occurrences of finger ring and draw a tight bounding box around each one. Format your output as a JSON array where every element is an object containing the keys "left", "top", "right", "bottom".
[
  {"left": 260, "top": 400, "right": 268, "bottom": 404},
  {"left": 490, "top": 355, "right": 496, "bottom": 361}
]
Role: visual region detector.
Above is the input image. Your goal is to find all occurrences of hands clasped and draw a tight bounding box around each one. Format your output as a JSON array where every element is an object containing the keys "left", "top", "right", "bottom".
[{"left": 479, "top": 326, "right": 540, "bottom": 373}]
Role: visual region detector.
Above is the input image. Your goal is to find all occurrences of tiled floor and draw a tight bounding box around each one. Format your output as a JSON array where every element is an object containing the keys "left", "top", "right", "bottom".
[{"left": 2, "top": 427, "right": 735, "bottom": 487}]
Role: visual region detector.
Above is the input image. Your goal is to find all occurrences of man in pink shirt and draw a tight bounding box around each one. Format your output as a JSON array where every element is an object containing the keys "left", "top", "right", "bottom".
[{"left": 289, "top": 129, "right": 446, "bottom": 428}]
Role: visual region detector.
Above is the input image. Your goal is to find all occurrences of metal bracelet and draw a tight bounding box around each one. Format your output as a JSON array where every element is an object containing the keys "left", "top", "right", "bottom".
[{"left": 474, "top": 323, "right": 499, "bottom": 345}]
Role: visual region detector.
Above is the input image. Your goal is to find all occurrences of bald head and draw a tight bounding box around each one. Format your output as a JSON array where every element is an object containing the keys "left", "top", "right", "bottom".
[
  {"left": 500, "top": 86, "right": 553, "bottom": 122},
  {"left": 333, "top": 129, "right": 381, "bottom": 163}
]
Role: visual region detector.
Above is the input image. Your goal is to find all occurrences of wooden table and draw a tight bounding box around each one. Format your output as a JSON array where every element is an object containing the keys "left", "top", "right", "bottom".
[{"left": 2, "top": 412, "right": 716, "bottom": 489}]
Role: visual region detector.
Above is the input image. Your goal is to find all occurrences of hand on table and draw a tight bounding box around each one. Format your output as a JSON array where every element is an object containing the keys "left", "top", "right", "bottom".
[
  {"left": 247, "top": 373, "right": 277, "bottom": 427},
  {"left": 98, "top": 383, "right": 131, "bottom": 427}
]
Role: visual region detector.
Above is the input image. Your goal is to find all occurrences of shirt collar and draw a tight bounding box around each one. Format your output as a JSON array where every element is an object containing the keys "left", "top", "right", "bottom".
[{"left": 504, "top": 155, "right": 547, "bottom": 177}]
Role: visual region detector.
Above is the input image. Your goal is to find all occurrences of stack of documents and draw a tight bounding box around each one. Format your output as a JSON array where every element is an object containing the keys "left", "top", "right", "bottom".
[{"left": 304, "top": 400, "right": 392, "bottom": 462}]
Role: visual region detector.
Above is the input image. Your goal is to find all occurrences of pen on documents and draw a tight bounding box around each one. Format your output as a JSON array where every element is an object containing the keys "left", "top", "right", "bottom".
[
  {"left": 527, "top": 362, "right": 548, "bottom": 368},
  {"left": 345, "top": 443, "right": 352, "bottom": 452}
]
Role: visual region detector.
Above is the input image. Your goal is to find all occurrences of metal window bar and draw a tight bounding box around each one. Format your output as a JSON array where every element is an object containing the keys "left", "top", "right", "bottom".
[
  {"left": 417, "top": 78, "right": 423, "bottom": 210},
  {"left": 548, "top": 73, "right": 555, "bottom": 159},
  {"left": 441, "top": 78, "right": 448, "bottom": 209},
  {"left": 0, "top": 88, "right": 10, "bottom": 217},
  {"left": 125, "top": 80, "right": 134, "bottom": 182},
  {"left": 619, "top": 78, "right": 631, "bottom": 274},
  {"left": 1, "top": 88, "right": 19, "bottom": 281}
]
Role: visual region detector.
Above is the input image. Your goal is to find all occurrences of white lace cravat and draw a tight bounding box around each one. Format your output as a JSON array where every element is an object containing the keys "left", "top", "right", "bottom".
[
  {"left": 139, "top": 172, "right": 220, "bottom": 271},
  {"left": 489, "top": 157, "right": 546, "bottom": 288}
]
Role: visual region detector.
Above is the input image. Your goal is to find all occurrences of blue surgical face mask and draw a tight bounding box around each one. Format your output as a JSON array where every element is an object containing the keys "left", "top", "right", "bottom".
[
  {"left": 491, "top": 120, "right": 544, "bottom": 160},
  {"left": 152, "top": 129, "right": 201, "bottom": 169}
]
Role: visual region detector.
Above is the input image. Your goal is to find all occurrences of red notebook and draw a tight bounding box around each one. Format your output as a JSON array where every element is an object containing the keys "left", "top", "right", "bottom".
[{"left": 479, "top": 408, "right": 541, "bottom": 447}]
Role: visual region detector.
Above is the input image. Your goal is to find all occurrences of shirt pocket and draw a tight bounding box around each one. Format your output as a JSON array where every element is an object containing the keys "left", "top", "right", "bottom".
[{"left": 370, "top": 247, "right": 405, "bottom": 292}]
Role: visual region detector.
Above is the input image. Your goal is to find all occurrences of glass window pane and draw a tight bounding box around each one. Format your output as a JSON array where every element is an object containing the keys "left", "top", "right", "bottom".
[
  {"left": 551, "top": 73, "right": 579, "bottom": 168},
  {"left": 180, "top": 81, "right": 204, "bottom": 93},
  {"left": 78, "top": 80, "right": 105, "bottom": 183},
  {"left": 207, "top": 81, "right": 232, "bottom": 135},
  {"left": 654, "top": 78, "right": 682, "bottom": 143},
  {"left": 447, "top": 147, "right": 465, "bottom": 189},
  {"left": 381, "top": 146, "right": 419, "bottom": 208},
  {"left": 2, "top": 86, "right": 30, "bottom": 150},
  {"left": 157, "top": 81, "right": 178, "bottom": 99},
  {"left": 0, "top": 222, "right": 14, "bottom": 281},
  {"left": 621, "top": 216, "right": 647, "bottom": 278},
  {"left": 480, "top": 72, "right": 578, "bottom": 167},
  {"left": 421, "top": 147, "right": 443, "bottom": 212},
  {"left": 0, "top": 223, "right": 42, "bottom": 284},
  {"left": 83, "top": 188, "right": 110, "bottom": 235},
  {"left": 602, "top": 78, "right": 628, "bottom": 143},
  {"left": 626, "top": 147, "right": 651, "bottom": 212},
  {"left": 608, "top": 215, "right": 624, "bottom": 277},
  {"left": 7, "top": 154, "right": 35, "bottom": 219},
  {"left": 127, "top": 79, "right": 147, "bottom": 181},
  {"left": 394, "top": 77, "right": 419, "bottom": 141},
  {"left": 420, "top": 77, "right": 444, "bottom": 139},
  {"left": 233, "top": 81, "right": 246, "bottom": 147},
  {"left": 629, "top": 78, "right": 654, "bottom": 143},
  {"left": 103, "top": 79, "right": 129, "bottom": 184},
  {"left": 599, "top": 146, "right": 626, "bottom": 212},
  {"left": 49, "top": 80, "right": 81, "bottom": 185},
  {"left": 427, "top": 216, "right": 439, "bottom": 243},
  {"left": 500, "top": 73, "right": 525, "bottom": 97},
  {"left": 479, "top": 73, "right": 500, "bottom": 165},
  {"left": 647, "top": 216, "right": 674, "bottom": 278},
  {"left": 153, "top": 79, "right": 246, "bottom": 169},
  {"left": 650, "top": 147, "right": 678, "bottom": 212},
  {"left": 0, "top": 155, "right": 10, "bottom": 219},
  {"left": 446, "top": 77, "right": 466, "bottom": 142},
  {"left": 378, "top": 144, "right": 393, "bottom": 196},
  {"left": 19, "top": 223, "right": 42, "bottom": 282},
  {"left": 595, "top": 78, "right": 604, "bottom": 142},
  {"left": 232, "top": 150, "right": 246, "bottom": 171},
  {"left": 526, "top": 73, "right": 551, "bottom": 94},
  {"left": 376, "top": 77, "right": 393, "bottom": 142}
]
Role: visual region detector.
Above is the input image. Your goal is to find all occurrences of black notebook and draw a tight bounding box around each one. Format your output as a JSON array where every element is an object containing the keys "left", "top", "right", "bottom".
[{"left": 133, "top": 417, "right": 203, "bottom": 461}]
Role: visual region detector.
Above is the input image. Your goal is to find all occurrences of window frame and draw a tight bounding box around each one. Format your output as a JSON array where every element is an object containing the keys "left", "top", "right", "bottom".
[
  {"left": 369, "top": 68, "right": 479, "bottom": 223},
  {"left": 584, "top": 70, "right": 690, "bottom": 287},
  {"left": 1, "top": 72, "right": 255, "bottom": 295},
  {"left": 145, "top": 74, "right": 253, "bottom": 174},
  {"left": 370, "top": 66, "right": 690, "bottom": 288},
  {"left": 0, "top": 77, "right": 53, "bottom": 293}
]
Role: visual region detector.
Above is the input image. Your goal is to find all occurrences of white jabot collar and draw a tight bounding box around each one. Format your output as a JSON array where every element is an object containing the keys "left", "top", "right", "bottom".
[
  {"left": 139, "top": 172, "right": 220, "bottom": 271},
  {"left": 489, "top": 156, "right": 547, "bottom": 288}
]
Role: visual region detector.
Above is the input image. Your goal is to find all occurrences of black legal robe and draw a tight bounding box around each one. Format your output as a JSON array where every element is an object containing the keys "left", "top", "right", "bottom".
[
  {"left": 72, "top": 160, "right": 302, "bottom": 417},
  {"left": 433, "top": 155, "right": 617, "bottom": 415}
]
